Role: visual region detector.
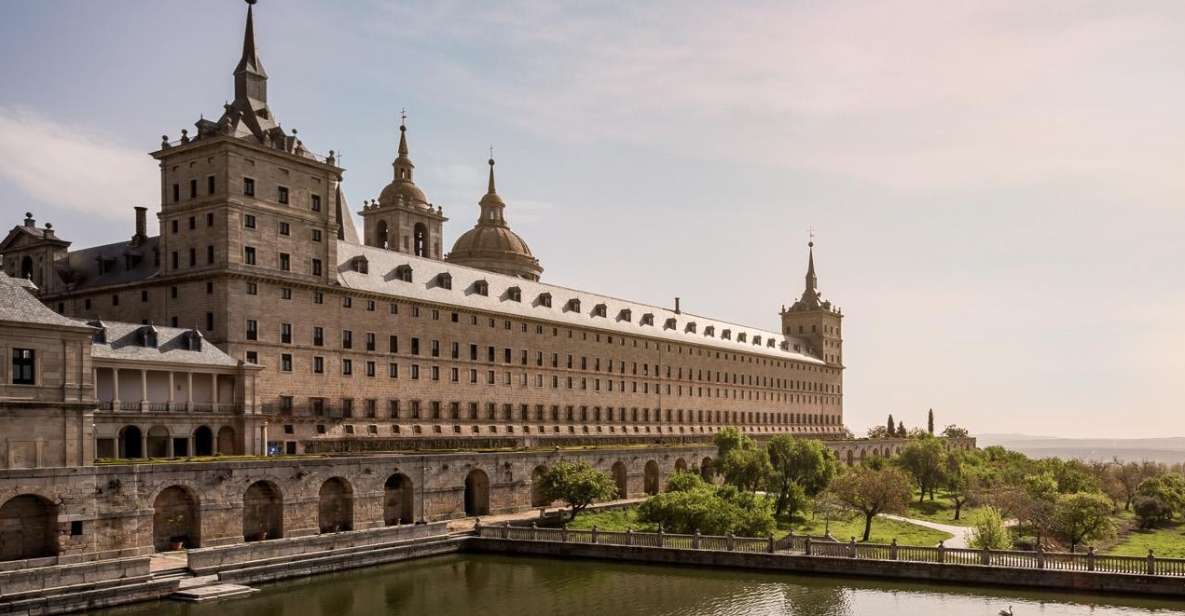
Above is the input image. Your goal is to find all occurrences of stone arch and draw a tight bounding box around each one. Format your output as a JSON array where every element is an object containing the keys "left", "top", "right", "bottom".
[
  {"left": 413, "top": 223, "right": 428, "bottom": 257},
  {"left": 859, "top": 448, "right": 867, "bottom": 464},
  {"left": 118, "top": 425, "right": 143, "bottom": 459},
  {"left": 146, "top": 425, "right": 170, "bottom": 458},
  {"left": 674, "top": 458, "right": 688, "bottom": 473},
  {"left": 152, "top": 485, "right": 200, "bottom": 551},
  {"left": 530, "top": 465, "right": 550, "bottom": 508},
  {"left": 464, "top": 469, "right": 490, "bottom": 516},
  {"left": 318, "top": 477, "right": 354, "bottom": 533},
  {"left": 243, "top": 480, "right": 283, "bottom": 541},
  {"left": 375, "top": 219, "right": 389, "bottom": 249},
  {"left": 611, "top": 461, "right": 628, "bottom": 498},
  {"left": 846, "top": 450, "right": 854, "bottom": 465},
  {"left": 644, "top": 460, "right": 660, "bottom": 495},
  {"left": 0, "top": 494, "right": 58, "bottom": 561},
  {"left": 216, "top": 426, "right": 237, "bottom": 455},
  {"left": 384, "top": 473, "right": 414, "bottom": 525},
  {"left": 193, "top": 426, "right": 214, "bottom": 456},
  {"left": 700, "top": 457, "right": 715, "bottom": 481}
]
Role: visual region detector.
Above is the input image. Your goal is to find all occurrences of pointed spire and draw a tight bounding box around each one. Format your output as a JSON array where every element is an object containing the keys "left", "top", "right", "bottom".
[
  {"left": 397, "top": 108, "right": 409, "bottom": 157},
  {"left": 805, "top": 239, "right": 818, "bottom": 292},
  {"left": 393, "top": 109, "right": 415, "bottom": 182},
  {"left": 487, "top": 151, "right": 497, "bottom": 195},
  {"left": 234, "top": 0, "right": 268, "bottom": 103}
]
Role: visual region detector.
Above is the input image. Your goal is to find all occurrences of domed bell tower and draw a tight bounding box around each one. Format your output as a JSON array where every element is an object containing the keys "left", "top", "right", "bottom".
[{"left": 360, "top": 114, "right": 447, "bottom": 259}]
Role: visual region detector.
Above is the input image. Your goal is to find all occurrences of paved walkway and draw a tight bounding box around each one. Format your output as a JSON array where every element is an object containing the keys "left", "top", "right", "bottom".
[{"left": 882, "top": 514, "right": 972, "bottom": 548}]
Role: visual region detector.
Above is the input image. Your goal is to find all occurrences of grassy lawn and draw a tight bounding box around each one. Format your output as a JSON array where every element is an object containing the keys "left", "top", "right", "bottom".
[
  {"left": 902, "top": 490, "right": 988, "bottom": 527},
  {"left": 1105, "top": 520, "right": 1185, "bottom": 558},
  {"left": 790, "top": 515, "right": 953, "bottom": 546},
  {"left": 568, "top": 507, "right": 657, "bottom": 532}
]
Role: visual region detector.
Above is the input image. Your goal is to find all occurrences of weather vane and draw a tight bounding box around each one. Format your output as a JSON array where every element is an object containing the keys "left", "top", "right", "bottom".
[
  {"left": 808, "top": 225, "right": 816, "bottom": 247},
  {"left": 400, "top": 108, "right": 407, "bottom": 128}
]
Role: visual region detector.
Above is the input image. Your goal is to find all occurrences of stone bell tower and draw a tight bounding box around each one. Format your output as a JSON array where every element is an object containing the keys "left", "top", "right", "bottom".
[
  {"left": 359, "top": 115, "right": 447, "bottom": 259},
  {"left": 780, "top": 239, "right": 843, "bottom": 366}
]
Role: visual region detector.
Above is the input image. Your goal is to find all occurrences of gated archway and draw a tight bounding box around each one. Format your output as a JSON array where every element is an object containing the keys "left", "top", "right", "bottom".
[
  {"left": 0, "top": 495, "right": 57, "bottom": 561},
  {"left": 118, "top": 425, "right": 143, "bottom": 459},
  {"left": 193, "top": 426, "right": 214, "bottom": 456},
  {"left": 318, "top": 477, "right": 354, "bottom": 533},
  {"left": 243, "top": 481, "right": 283, "bottom": 541},
  {"left": 611, "top": 461, "right": 628, "bottom": 498},
  {"left": 530, "top": 465, "right": 550, "bottom": 508},
  {"left": 644, "top": 460, "right": 660, "bottom": 495},
  {"left": 384, "top": 474, "right": 414, "bottom": 525},
  {"left": 153, "top": 486, "right": 200, "bottom": 551},
  {"left": 464, "top": 469, "right": 490, "bottom": 516}
]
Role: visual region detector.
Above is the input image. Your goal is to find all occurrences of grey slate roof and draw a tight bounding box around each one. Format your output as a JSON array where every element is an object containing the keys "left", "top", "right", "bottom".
[
  {"left": 336, "top": 242, "right": 823, "bottom": 364},
  {"left": 88, "top": 321, "right": 239, "bottom": 367},
  {"left": 0, "top": 272, "right": 91, "bottom": 329},
  {"left": 57, "top": 236, "right": 160, "bottom": 290}
]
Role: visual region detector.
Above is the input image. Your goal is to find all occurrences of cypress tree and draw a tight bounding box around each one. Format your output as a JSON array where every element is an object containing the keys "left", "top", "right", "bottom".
[
  {"left": 887, "top": 414, "right": 895, "bottom": 436},
  {"left": 927, "top": 408, "right": 935, "bottom": 435}
]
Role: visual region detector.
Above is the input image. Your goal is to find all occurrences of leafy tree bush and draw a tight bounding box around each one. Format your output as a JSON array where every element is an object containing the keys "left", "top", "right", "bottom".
[
  {"left": 897, "top": 438, "right": 945, "bottom": 502},
  {"left": 828, "top": 465, "right": 913, "bottom": 541},
  {"left": 719, "top": 447, "right": 772, "bottom": 493},
  {"left": 665, "top": 470, "right": 709, "bottom": 493},
  {"left": 1133, "top": 495, "right": 1175, "bottom": 529},
  {"left": 637, "top": 484, "right": 775, "bottom": 536},
  {"left": 538, "top": 461, "right": 618, "bottom": 522},
  {"left": 1051, "top": 492, "right": 1114, "bottom": 553},
  {"left": 968, "top": 506, "right": 1012, "bottom": 550},
  {"left": 766, "top": 435, "right": 837, "bottom": 518},
  {"left": 941, "top": 425, "right": 970, "bottom": 439},
  {"left": 1136, "top": 473, "right": 1185, "bottom": 519}
]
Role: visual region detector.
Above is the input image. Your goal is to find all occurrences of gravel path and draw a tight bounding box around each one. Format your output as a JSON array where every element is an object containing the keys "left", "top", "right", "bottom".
[{"left": 882, "top": 514, "right": 973, "bottom": 548}]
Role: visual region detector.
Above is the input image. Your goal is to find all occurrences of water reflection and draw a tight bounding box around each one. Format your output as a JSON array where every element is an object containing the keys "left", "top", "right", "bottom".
[{"left": 94, "top": 554, "right": 1184, "bottom": 616}]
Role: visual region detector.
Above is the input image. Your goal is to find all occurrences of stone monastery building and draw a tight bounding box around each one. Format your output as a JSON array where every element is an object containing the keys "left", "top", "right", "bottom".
[{"left": 0, "top": 1, "right": 845, "bottom": 462}]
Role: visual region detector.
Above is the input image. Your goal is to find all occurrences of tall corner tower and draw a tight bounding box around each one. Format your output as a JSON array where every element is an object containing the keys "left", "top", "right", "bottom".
[
  {"left": 359, "top": 118, "right": 447, "bottom": 259},
  {"left": 780, "top": 239, "right": 843, "bottom": 366}
]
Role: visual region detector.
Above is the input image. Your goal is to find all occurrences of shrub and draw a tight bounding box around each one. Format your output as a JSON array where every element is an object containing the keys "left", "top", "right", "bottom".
[
  {"left": 968, "top": 506, "right": 1012, "bottom": 550},
  {"left": 1133, "top": 495, "right": 1174, "bottom": 529}
]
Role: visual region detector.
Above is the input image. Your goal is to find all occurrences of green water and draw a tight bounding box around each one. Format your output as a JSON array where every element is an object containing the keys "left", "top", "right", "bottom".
[{"left": 97, "top": 554, "right": 1184, "bottom": 616}]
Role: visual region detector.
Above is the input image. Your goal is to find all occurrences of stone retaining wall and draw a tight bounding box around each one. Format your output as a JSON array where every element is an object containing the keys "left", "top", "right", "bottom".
[
  {"left": 188, "top": 521, "right": 447, "bottom": 574},
  {"left": 0, "top": 556, "right": 150, "bottom": 598},
  {"left": 468, "top": 537, "right": 1185, "bottom": 598}
]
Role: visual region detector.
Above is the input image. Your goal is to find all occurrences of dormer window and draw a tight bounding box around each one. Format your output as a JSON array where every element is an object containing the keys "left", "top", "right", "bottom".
[
  {"left": 767, "top": 339, "right": 776, "bottom": 348},
  {"left": 506, "top": 286, "right": 522, "bottom": 302},
  {"left": 565, "top": 298, "right": 581, "bottom": 313},
  {"left": 685, "top": 322, "right": 697, "bottom": 333},
  {"left": 536, "top": 292, "right": 552, "bottom": 308},
  {"left": 737, "top": 332, "right": 748, "bottom": 343},
  {"left": 721, "top": 329, "right": 731, "bottom": 340},
  {"left": 704, "top": 325, "right": 715, "bottom": 337},
  {"left": 394, "top": 265, "right": 413, "bottom": 283},
  {"left": 436, "top": 272, "right": 452, "bottom": 290},
  {"left": 187, "top": 329, "right": 204, "bottom": 352},
  {"left": 592, "top": 303, "right": 607, "bottom": 318},
  {"left": 753, "top": 335, "right": 762, "bottom": 345},
  {"left": 89, "top": 320, "right": 107, "bottom": 344},
  {"left": 618, "top": 308, "right": 632, "bottom": 322},
  {"left": 139, "top": 325, "right": 159, "bottom": 348},
  {"left": 472, "top": 280, "right": 489, "bottom": 296},
  {"left": 664, "top": 318, "right": 677, "bottom": 330},
  {"left": 641, "top": 313, "right": 654, "bottom": 326},
  {"left": 351, "top": 256, "right": 369, "bottom": 274}
]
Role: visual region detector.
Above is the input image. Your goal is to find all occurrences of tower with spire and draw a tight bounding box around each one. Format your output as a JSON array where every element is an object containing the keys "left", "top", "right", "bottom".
[
  {"left": 360, "top": 113, "right": 447, "bottom": 258},
  {"left": 145, "top": 0, "right": 351, "bottom": 340},
  {"left": 445, "top": 155, "right": 543, "bottom": 280},
  {"left": 780, "top": 238, "right": 843, "bottom": 366}
]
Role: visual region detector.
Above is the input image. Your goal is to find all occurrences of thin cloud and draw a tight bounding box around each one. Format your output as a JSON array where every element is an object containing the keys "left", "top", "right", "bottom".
[{"left": 0, "top": 106, "right": 157, "bottom": 220}]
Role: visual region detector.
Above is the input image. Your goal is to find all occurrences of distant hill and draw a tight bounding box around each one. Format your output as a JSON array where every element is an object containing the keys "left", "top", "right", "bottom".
[{"left": 975, "top": 434, "right": 1185, "bottom": 464}]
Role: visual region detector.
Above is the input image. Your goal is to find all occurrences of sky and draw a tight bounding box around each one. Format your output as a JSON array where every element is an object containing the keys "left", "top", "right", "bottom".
[{"left": 1, "top": 1, "right": 1182, "bottom": 438}]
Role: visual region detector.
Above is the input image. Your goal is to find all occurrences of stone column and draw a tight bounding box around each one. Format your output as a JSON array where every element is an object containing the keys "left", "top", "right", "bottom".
[
  {"left": 140, "top": 369, "right": 149, "bottom": 412},
  {"left": 261, "top": 422, "right": 268, "bottom": 456},
  {"left": 166, "top": 435, "right": 175, "bottom": 458},
  {"left": 112, "top": 368, "right": 121, "bottom": 409},
  {"left": 186, "top": 372, "right": 193, "bottom": 411},
  {"left": 168, "top": 371, "right": 175, "bottom": 411},
  {"left": 211, "top": 373, "right": 218, "bottom": 411}
]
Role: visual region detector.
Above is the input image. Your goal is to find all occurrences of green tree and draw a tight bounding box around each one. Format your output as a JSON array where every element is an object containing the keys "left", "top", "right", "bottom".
[
  {"left": 714, "top": 427, "right": 753, "bottom": 459},
  {"left": 1116, "top": 461, "right": 1162, "bottom": 511},
  {"left": 968, "top": 506, "right": 1012, "bottom": 550},
  {"left": 943, "top": 449, "right": 985, "bottom": 520},
  {"left": 666, "top": 470, "right": 709, "bottom": 493},
  {"left": 886, "top": 413, "right": 895, "bottom": 436},
  {"left": 637, "top": 484, "right": 775, "bottom": 536},
  {"left": 1051, "top": 492, "right": 1114, "bottom": 552},
  {"left": 927, "top": 409, "right": 935, "bottom": 435},
  {"left": 897, "top": 438, "right": 945, "bottom": 502},
  {"left": 719, "top": 447, "right": 772, "bottom": 493},
  {"left": 941, "top": 425, "right": 969, "bottom": 439},
  {"left": 1137, "top": 473, "right": 1185, "bottom": 518},
  {"left": 866, "top": 425, "right": 891, "bottom": 439},
  {"left": 828, "top": 465, "right": 913, "bottom": 542},
  {"left": 766, "top": 435, "right": 838, "bottom": 518},
  {"left": 896, "top": 419, "right": 906, "bottom": 437},
  {"left": 1133, "top": 495, "right": 1174, "bottom": 529},
  {"left": 538, "top": 461, "right": 618, "bottom": 522}
]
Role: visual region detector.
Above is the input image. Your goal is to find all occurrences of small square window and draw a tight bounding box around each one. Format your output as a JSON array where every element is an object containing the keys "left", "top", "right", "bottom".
[
  {"left": 244, "top": 214, "right": 256, "bottom": 229},
  {"left": 244, "top": 177, "right": 255, "bottom": 196},
  {"left": 311, "top": 194, "right": 321, "bottom": 212},
  {"left": 278, "top": 186, "right": 289, "bottom": 204},
  {"left": 279, "top": 222, "right": 290, "bottom": 236}
]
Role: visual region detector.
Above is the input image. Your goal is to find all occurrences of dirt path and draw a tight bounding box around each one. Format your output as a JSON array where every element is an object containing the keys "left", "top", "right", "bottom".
[{"left": 882, "top": 514, "right": 972, "bottom": 548}]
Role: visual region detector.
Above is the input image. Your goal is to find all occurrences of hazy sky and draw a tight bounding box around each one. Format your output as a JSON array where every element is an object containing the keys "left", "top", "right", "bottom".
[{"left": 2, "top": 1, "right": 1182, "bottom": 438}]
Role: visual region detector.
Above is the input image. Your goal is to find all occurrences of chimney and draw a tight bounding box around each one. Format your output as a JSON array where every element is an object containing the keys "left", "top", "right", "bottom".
[
  {"left": 43, "top": 223, "right": 54, "bottom": 239},
  {"left": 24, "top": 212, "right": 35, "bottom": 228},
  {"left": 674, "top": 297, "right": 681, "bottom": 314},
  {"left": 132, "top": 206, "right": 148, "bottom": 244}
]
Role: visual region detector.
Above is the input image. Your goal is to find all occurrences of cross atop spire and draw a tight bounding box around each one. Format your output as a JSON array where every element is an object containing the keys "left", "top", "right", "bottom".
[
  {"left": 487, "top": 148, "right": 497, "bottom": 194},
  {"left": 234, "top": 0, "right": 268, "bottom": 103},
  {"left": 393, "top": 109, "right": 414, "bottom": 181}
]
